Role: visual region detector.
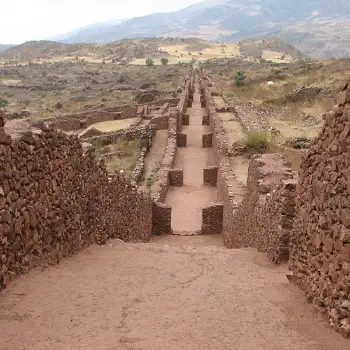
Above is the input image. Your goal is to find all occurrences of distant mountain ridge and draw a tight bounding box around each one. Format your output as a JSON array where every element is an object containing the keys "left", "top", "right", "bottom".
[
  {"left": 0, "top": 44, "right": 14, "bottom": 52},
  {"left": 55, "top": 0, "right": 350, "bottom": 59}
]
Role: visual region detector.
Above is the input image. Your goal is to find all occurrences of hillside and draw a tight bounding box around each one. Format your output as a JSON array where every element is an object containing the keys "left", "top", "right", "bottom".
[
  {"left": 55, "top": 0, "right": 350, "bottom": 59},
  {"left": 0, "top": 37, "right": 306, "bottom": 64}
]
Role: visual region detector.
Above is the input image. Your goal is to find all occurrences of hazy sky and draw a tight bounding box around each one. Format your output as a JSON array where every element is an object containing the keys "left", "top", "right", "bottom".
[{"left": 1, "top": 0, "right": 202, "bottom": 44}]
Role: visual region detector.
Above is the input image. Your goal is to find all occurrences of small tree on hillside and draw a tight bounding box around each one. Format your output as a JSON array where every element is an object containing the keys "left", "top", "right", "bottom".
[
  {"left": 0, "top": 99, "right": 8, "bottom": 108},
  {"left": 234, "top": 71, "right": 246, "bottom": 87},
  {"left": 160, "top": 57, "right": 169, "bottom": 65},
  {"left": 146, "top": 58, "right": 154, "bottom": 66}
]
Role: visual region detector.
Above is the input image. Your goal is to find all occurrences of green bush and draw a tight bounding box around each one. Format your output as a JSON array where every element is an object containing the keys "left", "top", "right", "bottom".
[
  {"left": 0, "top": 99, "right": 9, "bottom": 108},
  {"left": 245, "top": 132, "right": 269, "bottom": 153},
  {"left": 146, "top": 58, "right": 154, "bottom": 66},
  {"left": 160, "top": 57, "right": 169, "bottom": 65},
  {"left": 117, "top": 71, "right": 128, "bottom": 83},
  {"left": 234, "top": 71, "right": 246, "bottom": 87}
]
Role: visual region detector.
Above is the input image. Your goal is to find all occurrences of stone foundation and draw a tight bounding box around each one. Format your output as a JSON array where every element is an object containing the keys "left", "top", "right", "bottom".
[
  {"left": 201, "top": 203, "right": 223, "bottom": 235},
  {"left": 169, "top": 169, "right": 184, "bottom": 186},
  {"left": 202, "top": 133, "right": 213, "bottom": 148},
  {"left": 203, "top": 166, "right": 218, "bottom": 186}
]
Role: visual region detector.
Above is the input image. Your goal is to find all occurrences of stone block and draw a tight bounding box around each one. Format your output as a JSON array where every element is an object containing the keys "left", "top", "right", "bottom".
[
  {"left": 152, "top": 202, "right": 172, "bottom": 235},
  {"left": 169, "top": 169, "right": 184, "bottom": 186},
  {"left": 182, "top": 114, "right": 190, "bottom": 126},
  {"left": 202, "top": 115, "right": 209, "bottom": 125},
  {"left": 203, "top": 166, "right": 218, "bottom": 186},
  {"left": 201, "top": 203, "right": 224, "bottom": 235},
  {"left": 177, "top": 133, "right": 187, "bottom": 147},
  {"left": 202, "top": 133, "right": 213, "bottom": 148}
]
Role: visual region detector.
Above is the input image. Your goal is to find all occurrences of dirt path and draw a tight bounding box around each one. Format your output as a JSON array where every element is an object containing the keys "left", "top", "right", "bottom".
[
  {"left": 0, "top": 237, "right": 347, "bottom": 350},
  {"left": 165, "top": 85, "right": 217, "bottom": 233},
  {"left": 138, "top": 130, "right": 168, "bottom": 192}
]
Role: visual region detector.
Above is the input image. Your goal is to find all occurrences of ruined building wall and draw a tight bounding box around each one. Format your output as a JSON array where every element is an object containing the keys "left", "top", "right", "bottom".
[
  {"left": 289, "top": 83, "right": 350, "bottom": 337},
  {"left": 0, "top": 114, "right": 152, "bottom": 290},
  {"left": 205, "top": 84, "right": 297, "bottom": 264}
]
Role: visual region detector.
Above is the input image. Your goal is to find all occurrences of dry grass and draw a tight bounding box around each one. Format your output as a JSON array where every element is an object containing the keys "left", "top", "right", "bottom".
[
  {"left": 85, "top": 119, "right": 136, "bottom": 133},
  {"left": 96, "top": 139, "right": 140, "bottom": 177}
]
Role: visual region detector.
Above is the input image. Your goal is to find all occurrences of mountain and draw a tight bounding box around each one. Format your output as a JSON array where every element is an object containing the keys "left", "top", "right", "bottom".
[
  {"left": 52, "top": 19, "right": 127, "bottom": 43},
  {"left": 0, "top": 44, "right": 14, "bottom": 52},
  {"left": 56, "top": 0, "right": 350, "bottom": 59}
]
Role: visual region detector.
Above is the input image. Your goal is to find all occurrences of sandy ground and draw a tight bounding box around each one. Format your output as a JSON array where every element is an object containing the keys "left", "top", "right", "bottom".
[
  {"left": 0, "top": 236, "right": 348, "bottom": 350},
  {"left": 165, "top": 89, "right": 217, "bottom": 233}
]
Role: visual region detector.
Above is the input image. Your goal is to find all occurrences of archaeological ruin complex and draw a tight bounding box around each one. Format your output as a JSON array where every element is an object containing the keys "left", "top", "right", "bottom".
[{"left": 0, "top": 70, "right": 349, "bottom": 339}]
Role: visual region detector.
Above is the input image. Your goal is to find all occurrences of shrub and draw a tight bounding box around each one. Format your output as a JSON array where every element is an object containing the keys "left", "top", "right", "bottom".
[
  {"left": 234, "top": 71, "right": 245, "bottom": 87},
  {"left": 117, "top": 71, "right": 128, "bottom": 83},
  {"left": 245, "top": 132, "right": 269, "bottom": 153},
  {"left": 160, "top": 57, "right": 169, "bottom": 65},
  {"left": 146, "top": 58, "right": 154, "bottom": 66},
  {"left": 0, "top": 99, "right": 9, "bottom": 108}
]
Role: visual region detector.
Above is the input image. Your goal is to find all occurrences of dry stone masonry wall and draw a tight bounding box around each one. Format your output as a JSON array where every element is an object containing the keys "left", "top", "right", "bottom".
[
  {"left": 290, "top": 83, "right": 350, "bottom": 337},
  {"left": 0, "top": 113, "right": 152, "bottom": 291}
]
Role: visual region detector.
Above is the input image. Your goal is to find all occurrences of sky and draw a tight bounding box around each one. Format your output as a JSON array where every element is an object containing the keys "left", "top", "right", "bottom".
[{"left": 0, "top": 0, "right": 202, "bottom": 44}]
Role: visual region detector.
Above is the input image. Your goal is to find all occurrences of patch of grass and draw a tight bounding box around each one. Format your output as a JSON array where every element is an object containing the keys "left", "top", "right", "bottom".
[
  {"left": 223, "top": 91, "right": 234, "bottom": 98},
  {"left": 245, "top": 132, "right": 269, "bottom": 153},
  {"left": 146, "top": 173, "right": 156, "bottom": 188}
]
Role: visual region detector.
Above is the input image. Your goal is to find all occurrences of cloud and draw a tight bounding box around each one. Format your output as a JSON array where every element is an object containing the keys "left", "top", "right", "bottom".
[{"left": 0, "top": 0, "right": 201, "bottom": 44}]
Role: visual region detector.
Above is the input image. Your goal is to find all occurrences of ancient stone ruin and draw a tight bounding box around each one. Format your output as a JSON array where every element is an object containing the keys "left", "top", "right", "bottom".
[{"left": 0, "top": 71, "right": 349, "bottom": 338}]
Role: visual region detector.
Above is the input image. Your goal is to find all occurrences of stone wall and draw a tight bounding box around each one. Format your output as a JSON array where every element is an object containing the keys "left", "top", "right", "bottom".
[
  {"left": 152, "top": 202, "right": 172, "bottom": 235},
  {"left": 32, "top": 99, "right": 179, "bottom": 132},
  {"left": 82, "top": 124, "right": 155, "bottom": 147},
  {"left": 201, "top": 204, "right": 224, "bottom": 235},
  {"left": 205, "top": 82, "right": 297, "bottom": 264},
  {"left": 177, "top": 133, "right": 187, "bottom": 147},
  {"left": 152, "top": 84, "right": 190, "bottom": 203},
  {"left": 150, "top": 115, "right": 169, "bottom": 130},
  {"left": 169, "top": 169, "right": 184, "bottom": 186},
  {"left": 203, "top": 166, "right": 218, "bottom": 186},
  {"left": 0, "top": 114, "right": 152, "bottom": 290},
  {"left": 289, "top": 83, "right": 350, "bottom": 337},
  {"left": 202, "top": 133, "right": 213, "bottom": 148}
]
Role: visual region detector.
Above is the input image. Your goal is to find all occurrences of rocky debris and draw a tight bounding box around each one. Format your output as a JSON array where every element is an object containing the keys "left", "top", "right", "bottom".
[
  {"left": 228, "top": 140, "right": 246, "bottom": 156},
  {"left": 285, "top": 137, "right": 312, "bottom": 149},
  {"left": 290, "top": 81, "right": 350, "bottom": 338},
  {"left": 139, "top": 82, "right": 152, "bottom": 90},
  {"left": 54, "top": 101, "right": 63, "bottom": 109},
  {"left": 134, "top": 91, "right": 157, "bottom": 103},
  {"left": 116, "top": 85, "right": 135, "bottom": 91},
  {"left": 268, "top": 86, "right": 327, "bottom": 105}
]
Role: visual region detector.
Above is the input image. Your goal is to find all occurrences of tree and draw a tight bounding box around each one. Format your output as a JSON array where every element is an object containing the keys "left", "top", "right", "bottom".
[
  {"left": 0, "top": 99, "right": 8, "bottom": 108},
  {"left": 146, "top": 58, "right": 154, "bottom": 66},
  {"left": 234, "top": 71, "right": 246, "bottom": 87},
  {"left": 160, "top": 57, "right": 169, "bottom": 65}
]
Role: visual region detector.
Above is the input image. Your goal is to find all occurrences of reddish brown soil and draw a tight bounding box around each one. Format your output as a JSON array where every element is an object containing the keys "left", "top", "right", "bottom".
[
  {"left": 0, "top": 236, "right": 348, "bottom": 350},
  {"left": 165, "top": 88, "right": 217, "bottom": 233}
]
